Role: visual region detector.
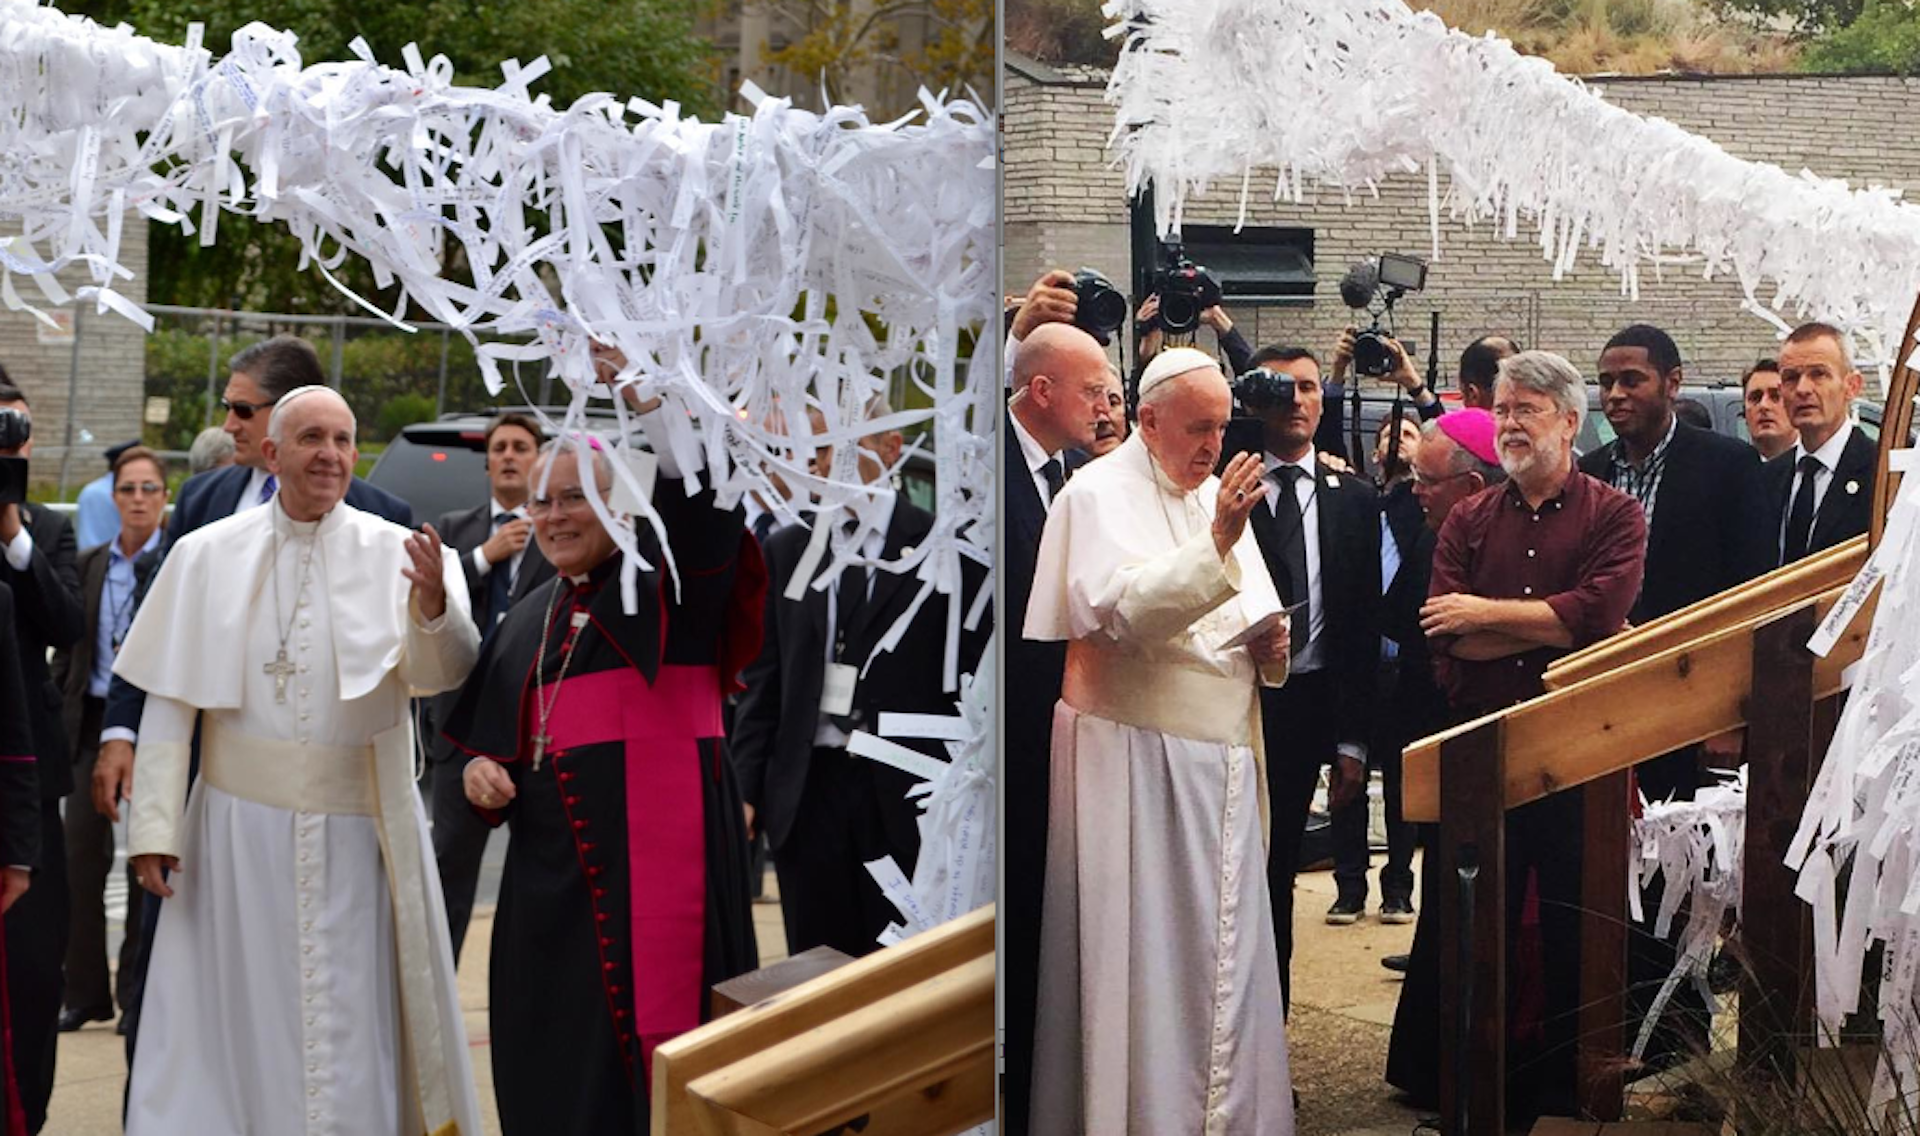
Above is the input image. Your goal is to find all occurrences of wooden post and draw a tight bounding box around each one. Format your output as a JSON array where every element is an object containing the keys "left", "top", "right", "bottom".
[
  {"left": 1739, "top": 604, "right": 1818, "bottom": 1087},
  {"left": 1577, "top": 770, "right": 1630, "bottom": 1120},
  {"left": 1438, "top": 719, "right": 1505, "bottom": 1136}
]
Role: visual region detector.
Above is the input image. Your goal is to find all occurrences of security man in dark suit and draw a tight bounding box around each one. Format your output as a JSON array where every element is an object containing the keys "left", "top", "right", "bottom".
[
  {"left": 1765, "top": 321, "right": 1877, "bottom": 567},
  {"left": 426, "top": 411, "right": 553, "bottom": 959},
  {"left": 0, "top": 378, "right": 85, "bottom": 1134},
  {"left": 88, "top": 334, "right": 410, "bottom": 1084},
  {"left": 1581, "top": 323, "right": 1774, "bottom": 1067},
  {"left": 1002, "top": 322, "right": 1107, "bottom": 1134},
  {"left": 1242, "top": 345, "right": 1379, "bottom": 1010},
  {"left": 732, "top": 400, "right": 991, "bottom": 960}
]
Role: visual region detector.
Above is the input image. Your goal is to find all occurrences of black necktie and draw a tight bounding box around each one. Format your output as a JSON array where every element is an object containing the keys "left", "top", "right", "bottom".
[
  {"left": 752, "top": 512, "right": 775, "bottom": 546},
  {"left": 1274, "top": 466, "right": 1311, "bottom": 650},
  {"left": 1784, "top": 455, "right": 1821, "bottom": 564},
  {"left": 487, "top": 513, "right": 515, "bottom": 626},
  {"left": 1040, "top": 457, "right": 1065, "bottom": 504}
]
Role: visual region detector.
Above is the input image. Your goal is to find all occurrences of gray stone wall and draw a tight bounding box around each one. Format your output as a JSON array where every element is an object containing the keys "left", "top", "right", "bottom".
[
  {"left": 1006, "top": 59, "right": 1920, "bottom": 393},
  {"left": 1, "top": 219, "right": 149, "bottom": 495}
]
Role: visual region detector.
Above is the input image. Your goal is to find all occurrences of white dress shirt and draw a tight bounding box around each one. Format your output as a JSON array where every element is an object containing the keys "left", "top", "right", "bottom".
[
  {"left": 1781, "top": 423, "right": 1858, "bottom": 555},
  {"left": 469, "top": 497, "right": 530, "bottom": 585}
]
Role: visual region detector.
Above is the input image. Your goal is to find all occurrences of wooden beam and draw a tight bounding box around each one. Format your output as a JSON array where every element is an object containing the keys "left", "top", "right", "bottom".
[
  {"left": 1578, "top": 770, "right": 1630, "bottom": 1121},
  {"left": 1738, "top": 606, "right": 1818, "bottom": 1093},
  {"left": 683, "top": 954, "right": 994, "bottom": 1136},
  {"left": 651, "top": 906, "right": 993, "bottom": 1136},
  {"left": 1544, "top": 537, "right": 1864, "bottom": 691},
  {"left": 1402, "top": 587, "right": 1870, "bottom": 823},
  {"left": 1871, "top": 289, "right": 1920, "bottom": 548},
  {"left": 1438, "top": 720, "right": 1505, "bottom": 1136}
]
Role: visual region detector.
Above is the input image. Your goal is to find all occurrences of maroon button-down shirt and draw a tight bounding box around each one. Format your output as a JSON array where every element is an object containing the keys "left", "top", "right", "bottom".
[{"left": 1429, "top": 470, "right": 1646, "bottom": 714}]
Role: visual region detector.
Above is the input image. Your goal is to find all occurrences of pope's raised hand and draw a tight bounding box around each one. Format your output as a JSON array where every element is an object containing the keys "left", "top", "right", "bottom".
[
  {"left": 403, "top": 523, "right": 448, "bottom": 622},
  {"left": 1212, "top": 452, "right": 1266, "bottom": 561}
]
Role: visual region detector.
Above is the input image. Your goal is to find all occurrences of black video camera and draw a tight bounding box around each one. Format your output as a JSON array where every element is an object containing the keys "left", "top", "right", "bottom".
[
  {"left": 1342, "top": 253, "right": 1427, "bottom": 378},
  {"left": 0, "top": 407, "right": 27, "bottom": 453},
  {"left": 1070, "top": 268, "right": 1128, "bottom": 346},
  {"left": 1233, "top": 367, "right": 1296, "bottom": 415},
  {"left": 1153, "top": 244, "right": 1222, "bottom": 337}
]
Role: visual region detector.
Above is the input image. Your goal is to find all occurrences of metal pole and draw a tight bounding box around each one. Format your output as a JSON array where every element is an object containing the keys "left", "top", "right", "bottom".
[
  {"left": 56, "top": 305, "right": 83, "bottom": 498},
  {"left": 435, "top": 326, "right": 451, "bottom": 417},
  {"left": 330, "top": 317, "right": 345, "bottom": 389},
  {"left": 205, "top": 310, "right": 223, "bottom": 428}
]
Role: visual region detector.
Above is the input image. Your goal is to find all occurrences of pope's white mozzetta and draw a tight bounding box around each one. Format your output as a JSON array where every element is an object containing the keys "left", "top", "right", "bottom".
[{"left": 114, "top": 499, "right": 482, "bottom": 1136}]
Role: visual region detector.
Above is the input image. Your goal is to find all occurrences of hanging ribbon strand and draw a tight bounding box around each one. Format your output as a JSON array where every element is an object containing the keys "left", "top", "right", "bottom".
[{"left": 1103, "top": 0, "right": 1920, "bottom": 373}]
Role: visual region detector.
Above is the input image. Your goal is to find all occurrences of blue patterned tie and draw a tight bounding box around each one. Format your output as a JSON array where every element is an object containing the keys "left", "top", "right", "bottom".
[
  {"left": 257, "top": 474, "right": 278, "bottom": 504},
  {"left": 486, "top": 513, "right": 515, "bottom": 629}
]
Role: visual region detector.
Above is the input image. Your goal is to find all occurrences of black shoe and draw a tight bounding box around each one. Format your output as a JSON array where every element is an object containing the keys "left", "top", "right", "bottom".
[
  {"left": 58, "top": 1005, "right": 112, "bottom": 1033},
  {"left": 1325, "top": 895, "right": 1365, "bottom": 925},
  {"left": 1380, "top": 896, "right": 1415, "bottom": 924},
  {"left": 1381, "top": 953, "right": 1411, "bottom": 974},
  {"left": 115, "top": 1015, "right": 129, "bottom": 1036}
]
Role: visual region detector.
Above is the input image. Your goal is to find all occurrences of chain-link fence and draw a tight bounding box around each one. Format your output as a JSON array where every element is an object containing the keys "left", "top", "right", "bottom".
[{"left": 33, "top": 301, "right": 954, "bottom": 499}]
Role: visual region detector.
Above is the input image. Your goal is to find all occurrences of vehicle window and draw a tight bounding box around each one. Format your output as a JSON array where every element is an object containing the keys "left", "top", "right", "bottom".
[{"left": 365, "top": 433, "right": 490, "bottom": 524}]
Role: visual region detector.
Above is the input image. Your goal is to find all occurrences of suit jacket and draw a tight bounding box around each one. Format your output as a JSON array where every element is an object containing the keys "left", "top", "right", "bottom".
[
  {"left": 1579, "top": 421, "right": 1775, "bottom": 623},
  {"left": 731, "top": 500, "right": 992, "bottom": 854},
  {"left": 423, "top": 501, "right": 554, "bottom": 764},
  {"left": 102, "top": 468, "right": 415, "bottom": 736},
  {"left": 1, "top": 504, "right": 84, "bottom": 800},
  {"left": 1249, "top": 455, "right": 1379, "bottom": 753},
  {"left": 1377, "top": 482, "right": 1449, "bottom": 755},
  {"left": 1761, "top": 424, "right": 1876, "bottom": 567},
  {"left": 1005, "top": 412, "right": 1072, "bottom": 773},
  {"left": 50, "top": 540, "right": 113, "bottom": 760},
  {"left": 0, "top": 583, "right": 42, "bottom": 867}
]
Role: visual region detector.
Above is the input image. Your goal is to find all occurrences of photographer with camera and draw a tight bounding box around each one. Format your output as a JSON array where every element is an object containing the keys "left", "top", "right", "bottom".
[
  {"left": 1135, "top": 293, "right": 1253, "bottom": 376},
  {"left": 0, "top": 378, "right": 85, "bottom": 1135},
  {"left": 1230, "top": 351, "right": 1380, "bottom": 1011},
  {"left": 1330, "top": 327, "right": 1443, "bottom": 423}
]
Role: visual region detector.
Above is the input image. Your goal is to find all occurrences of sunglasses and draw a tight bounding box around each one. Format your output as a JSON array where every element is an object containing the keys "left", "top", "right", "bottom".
[
  {"left": 220, "top": 396, "right": 280, "bottom": 421},
  {"left": 114, "top": 481, "right": 165, "bottom": 497}
]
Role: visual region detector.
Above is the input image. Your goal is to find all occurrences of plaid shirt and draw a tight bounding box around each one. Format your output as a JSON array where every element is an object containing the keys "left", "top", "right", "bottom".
[{"left": 1606, "top": 413, "right": 1679, "bottom": 534}]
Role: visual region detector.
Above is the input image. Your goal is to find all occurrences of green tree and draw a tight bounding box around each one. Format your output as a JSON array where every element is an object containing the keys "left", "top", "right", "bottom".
[
  {"left": 757, "top": 0, "right": 991, "bottom": 112},
  {"left": 1799, "top": 0, "right": 1920, "bottom": 69},
  {"left": 74, "top": 0, "right": 717, "bottom": 312}
]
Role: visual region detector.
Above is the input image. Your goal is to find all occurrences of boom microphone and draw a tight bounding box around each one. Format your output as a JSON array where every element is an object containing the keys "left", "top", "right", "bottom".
[{"left": 1339, "top": 260, "right": 1378, "bottom": 310}]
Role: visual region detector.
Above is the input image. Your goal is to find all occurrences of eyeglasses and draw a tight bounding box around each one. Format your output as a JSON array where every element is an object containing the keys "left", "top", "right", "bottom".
[
  {"left": 114, "top": 481, "right": 164, "bottom": 497},
  {"left": 527, "top": 489, "right": 600, "bottom": 518},
  {"left": 220, "top": 396, "right": 280, "bottom": 421},
  {"left": 1491, "top": 403, "right": 1552, "bottom": 422},
  {"left": 1412, "top": 469, "right": 1477, "bottom": 488}
]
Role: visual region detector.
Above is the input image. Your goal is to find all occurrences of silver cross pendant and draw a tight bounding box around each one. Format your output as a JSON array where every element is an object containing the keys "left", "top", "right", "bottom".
[{"left": 263, "top": 648, "right": 297, "bottom": 704}]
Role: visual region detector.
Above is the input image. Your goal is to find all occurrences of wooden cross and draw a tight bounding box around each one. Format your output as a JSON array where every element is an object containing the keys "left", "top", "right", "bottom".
[{"left": 263, "top": 648, "right": 297, "bottom": 703}]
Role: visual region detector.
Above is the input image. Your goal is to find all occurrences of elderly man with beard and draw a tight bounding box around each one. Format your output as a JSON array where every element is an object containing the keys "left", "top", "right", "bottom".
[
  {"left": 1420, "top": 352, "right": 1646, "bottom": 1121},
  {"left": 1026, "top": 346, "right": 1294, "bottom": 1135}
]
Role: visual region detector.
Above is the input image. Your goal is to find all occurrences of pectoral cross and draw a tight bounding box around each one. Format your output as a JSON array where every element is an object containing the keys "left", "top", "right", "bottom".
[
  {"left": 531, "top": 734, "right": 550, "bottom": 771},
  {"left": 263, "top": 649, "right": 297, "bottom": 703}
]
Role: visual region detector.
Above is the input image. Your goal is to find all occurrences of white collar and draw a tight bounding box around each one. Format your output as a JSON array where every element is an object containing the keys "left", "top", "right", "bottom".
[
  {"left": 1795, "top": 423, "right": 1854, "bottom": 472},
  {"left": 1264, "top": 447, "right": 1317, "bottom": 477},
  {"left": 489, "top": 496, "right": 527, "bottom": 520},
  {"left": 1009, "top": 405, "right": 1056, "bottom": 475}
]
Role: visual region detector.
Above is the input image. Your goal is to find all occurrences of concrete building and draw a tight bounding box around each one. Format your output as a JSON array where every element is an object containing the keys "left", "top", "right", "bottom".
[
  {"left": 1, "top": 220, "right": 148, "bottom": 496},
  {"left": 1005, "top": 53, "right": 1920, "bottom": 393}
]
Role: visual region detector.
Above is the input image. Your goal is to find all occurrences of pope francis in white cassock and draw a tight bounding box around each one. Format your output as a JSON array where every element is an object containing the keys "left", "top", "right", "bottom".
[
  {"left": 115, "top": 386, "right": 483, "bottom": 1136},
  {"left": 1024, "top": 348, "right": 1295, "bottom": 1135}
]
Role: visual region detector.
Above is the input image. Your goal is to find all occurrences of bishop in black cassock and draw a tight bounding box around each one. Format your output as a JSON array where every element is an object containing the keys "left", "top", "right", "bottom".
[{"left": 441, "top": 420, "right": 765, "bottom": 1136}]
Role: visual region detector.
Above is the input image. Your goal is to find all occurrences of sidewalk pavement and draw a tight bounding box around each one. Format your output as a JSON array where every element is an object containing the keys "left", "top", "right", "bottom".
[{"left": 46, "top": 858, "right": 1420, "bottom": 1135}]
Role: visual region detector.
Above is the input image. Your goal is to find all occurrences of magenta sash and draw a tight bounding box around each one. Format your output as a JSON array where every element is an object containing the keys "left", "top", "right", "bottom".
[{"left": 540, "top": 664, "right": 722, "bottom": 1080}]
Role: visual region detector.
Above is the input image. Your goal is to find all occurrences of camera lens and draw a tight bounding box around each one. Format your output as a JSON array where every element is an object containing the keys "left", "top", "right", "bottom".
[
  {"left": 1081, "top": 288, "right": 1128, "bottom": 336},
  {"left": 1160, "top": 294, "right": 1200, "bottom": 337},
  {"left": 1352, "top": 332, "right": 1394, "bottom": 378}
]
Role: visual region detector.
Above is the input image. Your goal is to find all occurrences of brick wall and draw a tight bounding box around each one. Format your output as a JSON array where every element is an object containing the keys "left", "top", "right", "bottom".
[
  {"left": 1006, "top": 60, "right": 1920, "bottom": 393},
  {"left": 2, "top": 219, "right": 149, "bottom": 495}
]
